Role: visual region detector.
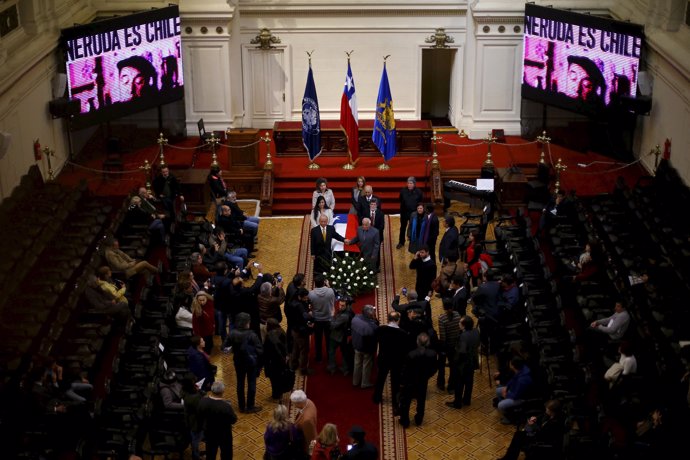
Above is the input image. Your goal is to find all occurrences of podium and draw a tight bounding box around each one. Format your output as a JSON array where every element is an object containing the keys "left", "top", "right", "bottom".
[
  {"left": 496, "top": 168, "right": 528, "bottom": 208},
  {"left": 226, "top": 128, "right": 260, "bottom": 169}
]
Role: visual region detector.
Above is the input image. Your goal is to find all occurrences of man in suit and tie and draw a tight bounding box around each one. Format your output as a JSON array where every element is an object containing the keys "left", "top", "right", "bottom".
[
  {"left": 438, "top": 215, "right": 460, "bottom": 263},
  {"left": 365, "top": 198, "right": 385, "bottom": 245},
  {"left": 310, "top": 214, "right": 346, "bottom": 277},
  {"left": 357, "top": 185, "right": 381, "bottom": 221},
  {"left": 345, "top": 218, "right": 381, "bottom": 270}
]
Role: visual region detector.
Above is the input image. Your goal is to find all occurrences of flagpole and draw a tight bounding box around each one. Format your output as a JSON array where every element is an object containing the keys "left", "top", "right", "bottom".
[
  {"left": 377, "top": 55, "right": 392, "bottom": 170},
  {"left": 342, "top": 51, "right": 356, "bottom": 170},
  {"left": 305, "top": 50, "right": 321, "bottom": 170}
]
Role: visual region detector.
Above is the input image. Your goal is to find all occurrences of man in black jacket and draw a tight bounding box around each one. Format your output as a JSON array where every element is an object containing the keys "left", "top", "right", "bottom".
[
  {"left": 285, "top": 288, "right": 313, "bottom": 375},
  {"left": 342, "top": 425, "right": 378, "bottom": 460},
  {"left": 397, "top": 177, "right": 424, "bottom": 249},
  {"left": 446, "top": 316, "right": 480, "bottom": 408},
  {"left": 197, "top": 381, "right": 238, "bottom": 460},
  {"left": 225, "top": 312, "right": 263, "bottom": 413},
  {"left": 438, "top": 215, "right": 460, "bottom": 263},
  {"left": 409, "top": 245, "right": 437, "bottom": 299},
  {"left": 398, "top": 332, "right": 438, "bottom": 428},
  {"left": 373, "top": 311, "right": 409, "bottom": 410}
]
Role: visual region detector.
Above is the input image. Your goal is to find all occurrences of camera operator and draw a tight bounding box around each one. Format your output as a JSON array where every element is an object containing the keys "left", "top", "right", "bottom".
[{"left": 258, "top": 272, "right": 285, "bottom": 342}]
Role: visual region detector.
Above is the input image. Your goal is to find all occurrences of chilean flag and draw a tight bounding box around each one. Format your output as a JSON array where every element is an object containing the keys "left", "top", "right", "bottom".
[{"left": 339, "top": 61, "right": 359, "bottom": 163}]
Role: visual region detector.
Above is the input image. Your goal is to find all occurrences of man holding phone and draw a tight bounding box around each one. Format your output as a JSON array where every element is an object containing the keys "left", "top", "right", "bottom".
[
  {"left": 342, "top": 425, "right": 377, "bottom": 459},
  {"left": 409, "top": 245, "right": 437, "bottom": 300}
]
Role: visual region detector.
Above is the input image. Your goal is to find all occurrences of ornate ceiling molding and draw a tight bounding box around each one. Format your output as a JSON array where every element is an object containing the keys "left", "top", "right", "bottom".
[{"left": 240, "top": 8, "right": 466, "bottom": 18}]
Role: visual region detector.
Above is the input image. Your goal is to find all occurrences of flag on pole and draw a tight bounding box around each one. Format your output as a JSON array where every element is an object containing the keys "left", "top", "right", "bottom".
[
  {"left": 372, "top": 62, "right": 397, "bottom": 161},
  {"left": 302, "top": 64, "right": 322, "bottom": 161},
  {"left": 340, "top": 61, "right": 359, "bottom": 163}
]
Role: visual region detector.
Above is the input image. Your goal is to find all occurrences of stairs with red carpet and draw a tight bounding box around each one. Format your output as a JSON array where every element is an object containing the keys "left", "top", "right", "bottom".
[{"left": 271, "top": 175, "right": 428, "bottom": 215}]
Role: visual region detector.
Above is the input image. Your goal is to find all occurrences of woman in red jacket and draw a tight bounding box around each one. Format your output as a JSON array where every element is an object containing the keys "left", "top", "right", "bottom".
[{"left": 192, "top": 290, "right": 215, "bottom": 354}]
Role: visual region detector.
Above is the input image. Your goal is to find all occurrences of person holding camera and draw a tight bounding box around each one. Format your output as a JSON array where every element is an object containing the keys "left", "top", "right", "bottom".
[{"left": 258, "top": 276, "right": 286, "bottom": 342}]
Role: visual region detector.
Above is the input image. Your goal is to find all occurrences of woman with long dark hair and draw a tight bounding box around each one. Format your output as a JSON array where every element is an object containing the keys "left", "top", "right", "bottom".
[
  {"left": 310, "top": 195, "right": 334, "bottom": 228},
  {"left": 407, "top": 203, "right": 427, "bottom": 254}
]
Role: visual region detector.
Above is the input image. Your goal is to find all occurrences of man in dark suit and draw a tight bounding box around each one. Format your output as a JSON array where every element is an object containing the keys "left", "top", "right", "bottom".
[
  {"left": 423, "top": 204, "right": 440, "bottom": 261},
  {"left": 438, "top": 215, "right": 460, "bottom": 263},
  {"left": 446, "top": 315, "right": 480, "bottom": 408},
  {"left": 346, "top": 218, "right": 381, "bottom": 270},
  {"left": 310, "top": 213, "right": 345, "bottom": 277},
  {"left": 364, "top": 198, "right": 385, "bottom": 244},
  {"left": 152, "top": 165, "right": 183, "bottom": 217},
  {"left": 372, "top": 311, "right": 409, "bottom": 410},
  {"left": 409, "top": 244, "right": 437, "bottom": 299},
  {"left": 357, "top": 185, "right": 381, "bottom": 221},
  {"left": 398, "top": 332, "right": 437, "bottom": 427},
  {"left": 449, "top": 275, "right": 469, "bottom": 315},
  {"left": 397, "top": 177, "right": 424, "bottom": 249}
]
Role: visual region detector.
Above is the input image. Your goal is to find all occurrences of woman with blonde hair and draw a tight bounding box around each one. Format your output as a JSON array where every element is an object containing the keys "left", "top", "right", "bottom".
[
  {"left": 311, "top": 423, "right": 341, "bottom": 460},
  {"left": 191, "top": 290, "right": 215, "bottom": 354},
  {"left": 264, "top": 404, "right": 304, "bottom": 460}
]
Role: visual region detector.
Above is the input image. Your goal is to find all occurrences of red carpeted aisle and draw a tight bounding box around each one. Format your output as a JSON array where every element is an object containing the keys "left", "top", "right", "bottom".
[{"left": 292, "top": 215, "right": 405, "bottom": 459}]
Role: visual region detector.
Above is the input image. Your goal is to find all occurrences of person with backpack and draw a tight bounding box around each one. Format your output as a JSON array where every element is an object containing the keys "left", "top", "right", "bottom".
[{"left": 226, "top": 312, "right": 263, "bottom": 413}]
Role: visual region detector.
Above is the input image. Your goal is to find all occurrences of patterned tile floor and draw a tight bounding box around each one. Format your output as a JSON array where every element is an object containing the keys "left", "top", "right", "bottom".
[{"left": 201, "top": 206, "right": 515, "bottom": 459}]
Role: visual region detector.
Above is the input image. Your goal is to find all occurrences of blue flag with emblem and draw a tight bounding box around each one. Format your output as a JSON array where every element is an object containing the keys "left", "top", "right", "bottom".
[
  {"left": 302, "top": 64, "right": 322, "bottom": 161},
  {"left": 372, "top": 62, "right": 397, "bottom": 161}
]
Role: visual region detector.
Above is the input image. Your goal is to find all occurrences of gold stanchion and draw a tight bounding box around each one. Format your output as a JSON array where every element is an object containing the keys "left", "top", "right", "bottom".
[
  {"left": 208, "top": 132, "right": 220, "bottom": 168},
  {"left": 536, "top": 130, "right": 550, "bottom": 165},
  {"left": 554, "top": 158, "right": 567, "bottom": 194},
  {"left": 431, "top": 130, "right": 441, "bottom": 168},
  {"left": 43, "top": 147, "right": 55, "bottom": 181},
  {"left": 157, "top": 133, "right": 168, "bottom": 166},
  {"left": 483, "top": 132, "right": 497, "bottom": 166},
  {"left": 139, "top": 159, "right": 152, "bottom": 192},
  {"left": 262, "top": 132, "right": 274, "bottom": 170},
  {"left": 458, "top": 129, "right": 468, "bottom": 138},
  {"left": 652, "top": 144, "right": 661, "bottom": 173}
]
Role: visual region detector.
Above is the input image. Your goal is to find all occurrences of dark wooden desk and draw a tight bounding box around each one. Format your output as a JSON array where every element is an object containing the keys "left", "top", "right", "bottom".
[
  {"left": 272, "top": 119, "right": 433, "bottom": 156},
  {"left": 496, "top": 167, "right": 528, "bottom": 208}
]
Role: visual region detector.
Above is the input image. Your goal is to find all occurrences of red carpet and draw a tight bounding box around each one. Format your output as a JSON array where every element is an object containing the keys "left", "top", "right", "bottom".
[{"left": 292, "top": 216, "right": 405, "bottom": 459}]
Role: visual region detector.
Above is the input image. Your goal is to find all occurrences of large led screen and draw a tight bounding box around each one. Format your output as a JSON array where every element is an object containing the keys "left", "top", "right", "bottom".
[
  {"left": 62, "top": 6, "right": 183, "bottom": 128},
  {"left": 522, "top": 4, "right": 644, "bottom": 116}
]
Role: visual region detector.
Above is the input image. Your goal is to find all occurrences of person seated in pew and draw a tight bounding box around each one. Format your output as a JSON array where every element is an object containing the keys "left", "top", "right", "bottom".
[
  {"left": 119, "top": 195, "right": 167, "bottom": 245},
  {"left": 84, "top": 274, "right": 131, "bottom": 321},
  {"left": 96, "top": 266, "right": 128, "bottom": 304},
  {"left": 103, "top": 236, "right": 158, "bottom": 279},
  {"left": 224, "top": 190, "right": 260, "bottom": 235},
  {"left": 190, "top": 251, "right": 213, "bottom": 287},
  {"left": 209, "top": 228, "right": 248, "bottom": 270},
  {"left": 217, "top": 204, "right": 255, "bottom": 255},
  {"left": 493, "top": 357, "right": 535, "bottom": 424},
  {"left": 495, "top": 399, "right": 566, "bottom": 460},
  {"left": 159, "top": 370, "right": 184, "bottom": 411}
]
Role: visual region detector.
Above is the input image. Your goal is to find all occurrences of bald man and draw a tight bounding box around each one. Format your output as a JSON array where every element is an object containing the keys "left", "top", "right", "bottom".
[{"left": 346, "top": 218, "right": 381, "bottom": 270}]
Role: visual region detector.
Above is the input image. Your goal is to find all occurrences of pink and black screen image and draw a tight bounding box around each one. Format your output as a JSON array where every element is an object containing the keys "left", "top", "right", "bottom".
[
  {"left": 62, "top": 6, "right": 184, "bottom": 128},
  {"left": 522, "top": 4, "right": 644, "bottom": 116}
]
